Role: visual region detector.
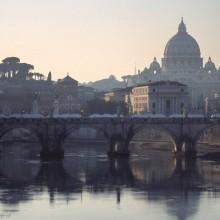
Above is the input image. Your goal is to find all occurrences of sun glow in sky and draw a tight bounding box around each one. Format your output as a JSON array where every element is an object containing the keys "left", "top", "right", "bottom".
[{"left": 0, "top": 0, "right": 220, "bottom": 82}]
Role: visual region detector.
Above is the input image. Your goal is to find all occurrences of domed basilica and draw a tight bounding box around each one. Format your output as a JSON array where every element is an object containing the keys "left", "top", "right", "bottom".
[{"left": 122, "top": 19, "right": 220, "bottom": 110}]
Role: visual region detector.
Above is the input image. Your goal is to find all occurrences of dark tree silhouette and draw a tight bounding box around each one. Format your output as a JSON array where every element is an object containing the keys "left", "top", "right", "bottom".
[
  {"left": 29, "top": 72, "right": 44, "bottom": 80},
  {"left": 17, "top": 63, "right": 34, "bottom": 80},
  {"left": 0, "top": 57, "right": 35, "bottom": 80},
  {"left": 0, "top": 57, "right": 21, "bottom": 79},
  {"left": 47, "top": 72, "right": 52, "bottom": 82}
]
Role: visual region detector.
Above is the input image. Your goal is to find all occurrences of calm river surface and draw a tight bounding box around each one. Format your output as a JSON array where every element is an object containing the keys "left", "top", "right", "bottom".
[{"left": 0, "top": 142, "right": 220, "bottom": 220}]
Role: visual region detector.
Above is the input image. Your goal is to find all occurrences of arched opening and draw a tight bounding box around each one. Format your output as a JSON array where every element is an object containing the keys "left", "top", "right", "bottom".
[
  {"left": 62, "top": 126, "right": 110, "bottom": 185},
  {"left": 62, "top": 126, "right": 108, "bottom": 157},
  {"left": 0, "top": 127, "right": 41, "bottom": 159},
  {"left": 192, "top": 125, "right": 220, "bottom": 185},
  {"left": 129, "top": 125, "right": 176, "bottom": 157},
  {"left": 124, "top": 125, "right": 178, "bottom": 187},
  {"left": 195, "top": 125, "right": 220, "bottom": 158}
]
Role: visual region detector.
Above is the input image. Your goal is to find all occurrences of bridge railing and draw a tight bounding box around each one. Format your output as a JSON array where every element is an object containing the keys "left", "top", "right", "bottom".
[{"left": 0, "top": 114, "right": 219, "bottom": 125}]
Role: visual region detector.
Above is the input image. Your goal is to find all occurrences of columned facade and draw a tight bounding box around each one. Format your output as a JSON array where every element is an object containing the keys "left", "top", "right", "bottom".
[{"left": 131, "top": 81, "right": 188, "bottom": 115}]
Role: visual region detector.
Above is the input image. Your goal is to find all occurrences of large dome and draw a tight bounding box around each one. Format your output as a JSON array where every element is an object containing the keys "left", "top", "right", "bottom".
[
  {"left": 164, "top": 19, "right": 201, "bottom": 58},
  {"left": 162, "top": 19, "right": 203, "bottom": 72}
]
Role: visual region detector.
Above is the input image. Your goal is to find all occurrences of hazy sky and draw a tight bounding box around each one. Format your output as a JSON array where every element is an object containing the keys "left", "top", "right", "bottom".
[{"left": 0, "top": 0, "right": 220, "bottom": 82}]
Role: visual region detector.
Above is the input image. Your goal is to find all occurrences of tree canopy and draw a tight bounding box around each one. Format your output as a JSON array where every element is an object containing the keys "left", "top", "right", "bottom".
[{"left": 0, "top": 57, "right": 43, "bottom": 80}]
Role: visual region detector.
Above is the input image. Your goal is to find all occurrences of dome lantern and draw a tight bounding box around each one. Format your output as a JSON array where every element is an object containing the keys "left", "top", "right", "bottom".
[{"left": 178, "top": 17, "right": 187, "bottom": 33}]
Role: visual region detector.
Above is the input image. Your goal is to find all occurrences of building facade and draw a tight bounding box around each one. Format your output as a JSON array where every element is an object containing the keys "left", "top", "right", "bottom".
[
  {"left": 102, "top": 88, "right": 132, "bottom": 103},
  {"left": 56, "top": 74, "right": 80, "bottom": 114},
  {"left": 131, "top": 81, "right": 188, "bottom": 114}
]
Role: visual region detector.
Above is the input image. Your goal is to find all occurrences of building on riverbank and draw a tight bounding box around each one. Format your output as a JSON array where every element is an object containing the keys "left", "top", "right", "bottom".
[
  {"left": 131, "top": 81, "right": 189, "bottom": 114},
  {"left": 0, "top": 58, "right": 95, "bottom": 114}
]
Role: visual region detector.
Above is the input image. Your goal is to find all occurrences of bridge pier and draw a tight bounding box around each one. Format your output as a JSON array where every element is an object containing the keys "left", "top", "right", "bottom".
[
  {"left": 173, "top": 137, "right": 197, "bottom": 158},
  {"left": 40, "top": 149, "right": 64, "bottom": 161},
  {"left": 108, "top": 135, "right": 130, "bottom": 157},
  {"left": 36, "top": 124, "right": 67, "bottom": 161},
  {"left": 40, "top": 139, "right": 64, "bottom": 160},
  {"left": 38, "top": 134, "right": 65, "bottom": 161},
  {"left": 174, "top": 157, "right": 198, "bottom": 175}
]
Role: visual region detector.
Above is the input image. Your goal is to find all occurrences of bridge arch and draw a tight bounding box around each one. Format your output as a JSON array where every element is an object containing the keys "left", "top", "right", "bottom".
[
  {"left": 0, "top": 126, "right": 43, "bottom": 158},
  {"left": 193, "top": 124, "right": 220, "bottom": 149},
  {"left": 130, "top": 124, "right": 178, "bottom": 152},
  {"left": 63, "top": 124, "right": 107, "bottom": 145},
  {"left": 0, "top": 126, "right": 40, "bottom": 143}
]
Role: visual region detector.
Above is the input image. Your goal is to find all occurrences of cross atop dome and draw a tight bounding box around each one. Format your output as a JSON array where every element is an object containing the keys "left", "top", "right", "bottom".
[{"left": 178, "top": 17, "right": 187, "bottom": 33}]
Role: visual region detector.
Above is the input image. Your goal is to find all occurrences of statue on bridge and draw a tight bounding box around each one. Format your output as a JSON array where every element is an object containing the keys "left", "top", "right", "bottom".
[
  {"left": 32, "top": 93, "right": 39, "bottom": 115},
  {"left": 53, "top": 96, "right": 60, "bottom": 116}
]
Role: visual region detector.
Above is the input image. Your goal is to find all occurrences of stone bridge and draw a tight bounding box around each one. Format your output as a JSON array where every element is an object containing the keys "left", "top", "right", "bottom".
[{"left": 0, "top": 116, "right": 219, "bottom": 159}]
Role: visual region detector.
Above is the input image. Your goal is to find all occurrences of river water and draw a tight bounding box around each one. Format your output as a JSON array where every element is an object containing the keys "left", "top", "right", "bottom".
[{"left": 0, "top": 142, "right": 220, "bottom": 220}]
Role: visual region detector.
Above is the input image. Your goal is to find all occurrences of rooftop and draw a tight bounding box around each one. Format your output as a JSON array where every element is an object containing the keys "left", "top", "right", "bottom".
[{"left": 133, "top": 81, "right": 186, "bottom": 88}]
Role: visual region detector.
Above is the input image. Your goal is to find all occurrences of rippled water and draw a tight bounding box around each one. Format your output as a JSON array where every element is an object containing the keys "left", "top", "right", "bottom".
[{"left": 0, "top": 142, "right": 220, "bottom": 220}]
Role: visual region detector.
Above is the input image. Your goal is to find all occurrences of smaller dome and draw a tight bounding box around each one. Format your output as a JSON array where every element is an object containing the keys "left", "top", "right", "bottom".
[
  {"left": 150, "top": 57, "right": 161, "bottom": 73},
  {"left": 204, "top": 57, "right": 217, "bottom": 73}
]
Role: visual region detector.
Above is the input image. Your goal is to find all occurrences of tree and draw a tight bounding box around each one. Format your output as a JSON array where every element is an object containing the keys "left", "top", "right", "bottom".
[
  {"left": 0, "top": 57, "right": 21, "bottom": 79},
  {"left": 47, "top": 72, "right": 52, "bottom": 82},
  {"left": 28, "top": 72, "right": 45, "bottom": 80},
  {"left": 17, "top": 63, "right": 34, "bottom": 80},
  {"left": 0, "top": 57, "right": 35, "bottom": 80},
  {"left": 2, "top": 57, "right": 20, "bottom": 64}
]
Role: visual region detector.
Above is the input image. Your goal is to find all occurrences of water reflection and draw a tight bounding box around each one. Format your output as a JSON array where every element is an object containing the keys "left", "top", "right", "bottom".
[{"left": 0, "top": 143, "right": 220, "bottom": 219}]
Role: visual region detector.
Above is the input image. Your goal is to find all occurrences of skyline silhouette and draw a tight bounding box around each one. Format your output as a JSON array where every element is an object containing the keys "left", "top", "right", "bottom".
[{"left": 0, "top": 0, "right": 219, "bottom": 82}]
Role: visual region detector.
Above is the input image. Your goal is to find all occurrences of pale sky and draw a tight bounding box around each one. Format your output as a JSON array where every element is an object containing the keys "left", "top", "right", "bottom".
[{"left": 0, "top": 0, "right": 220, "bottom": 82}]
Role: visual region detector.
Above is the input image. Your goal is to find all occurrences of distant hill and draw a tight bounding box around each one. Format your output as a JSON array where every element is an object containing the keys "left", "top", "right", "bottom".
[{"left": 84, "top": 75, "right": 125, "bottom": 92}]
